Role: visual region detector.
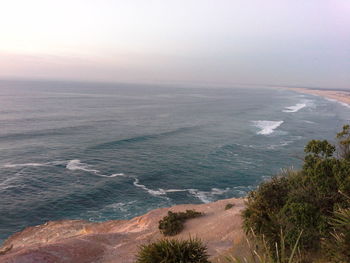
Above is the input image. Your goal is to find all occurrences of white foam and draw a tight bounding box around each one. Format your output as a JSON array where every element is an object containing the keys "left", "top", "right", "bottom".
[
  {"left": 3, "top": 163, "right": 48, "bottom": 168},
  {"left": 3, "top": 160, "right": 74, "bottom": 169},
  {"left": 66, "top": 159, "right": 100, "bottom": 173},
  {"left": 283, "top": 103, "right": 306, "bottom": 113},
  {"left": 252, "top": 120, "right": 284, "bottom": 135},
  {"left": 132, "top": 178, "right": 229, "bottom": 203},
  {"left": 66, "top": 159, "right": 124, "bottom": 178},
  {"left": 110, "top": 173, "right": 126, "bottom": 177},
  {"left": 3, "top": 159, "right": 124, "bottom": 178},
  {"left": 133, "top": 178, "right": 189, "bottom": 197},
  {"left": 188, "top": 189, "right": 211, "bottom": 203},
  {"left": 133, "top": 178, "right": 167, "bottom": 196},
  {"left": 188, "top": 188, "right": 230, "bottom": 204}
]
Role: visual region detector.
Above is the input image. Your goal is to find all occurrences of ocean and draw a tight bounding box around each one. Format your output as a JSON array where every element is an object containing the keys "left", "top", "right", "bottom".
[{"left": 0, "top": 80, "right": 349, "bottom": 242}]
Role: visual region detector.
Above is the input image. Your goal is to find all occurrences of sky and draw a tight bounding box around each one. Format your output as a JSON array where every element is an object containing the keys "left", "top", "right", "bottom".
[{"left": 0, "top": 0, "right": 349, "bottom": 88}]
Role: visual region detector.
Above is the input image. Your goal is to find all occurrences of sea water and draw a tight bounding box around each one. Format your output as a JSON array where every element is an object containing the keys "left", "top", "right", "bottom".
[{"left": 0, "top": 80, "right": 349, "bottom": 242}]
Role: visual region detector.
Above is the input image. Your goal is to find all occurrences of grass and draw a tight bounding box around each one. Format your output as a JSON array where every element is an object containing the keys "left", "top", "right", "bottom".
[{"left": 223, "top": 229, "right": 303, "bottom": 263}]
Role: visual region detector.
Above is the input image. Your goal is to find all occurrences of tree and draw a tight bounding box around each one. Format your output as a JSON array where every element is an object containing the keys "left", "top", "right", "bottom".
[{"left": 337, "top": 124, "right": 350, "bottom": 160}]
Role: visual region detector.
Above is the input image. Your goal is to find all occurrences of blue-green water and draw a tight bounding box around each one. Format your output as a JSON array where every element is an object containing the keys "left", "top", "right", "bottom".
[{"left": 0, "top": 80, "right": 349, "bottom": 242}]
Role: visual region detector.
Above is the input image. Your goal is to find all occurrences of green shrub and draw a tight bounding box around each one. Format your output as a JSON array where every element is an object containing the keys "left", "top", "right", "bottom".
[
  {"left": 243, "top": 125, "right": 350, "bottom": 260},
  {"left": 158, "top": 209, "right": 203, "bottom": 236},
  {"left": 225, "top": 203, "right": 234, "bottom": 210},
  {"left": 243, "top": 175, "right": 291, "bottom": 247},
  {"left": 135, "top": 238, "right": 210, "bottom": 263}
]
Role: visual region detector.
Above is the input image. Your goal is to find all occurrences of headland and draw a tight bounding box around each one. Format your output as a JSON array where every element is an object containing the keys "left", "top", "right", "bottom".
[{"left": 0, "top": 198, "right": 245, "bottom": 263}]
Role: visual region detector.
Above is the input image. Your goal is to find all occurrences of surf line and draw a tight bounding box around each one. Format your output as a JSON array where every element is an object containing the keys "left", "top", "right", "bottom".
[{"left": 66, "top": 159, "right": 125, "bottom": 178}]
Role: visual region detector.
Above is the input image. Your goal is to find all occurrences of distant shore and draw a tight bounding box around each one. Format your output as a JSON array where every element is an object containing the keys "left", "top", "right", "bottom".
[{"left": 288, "top": 87, "right": 350, "bottom": 107}]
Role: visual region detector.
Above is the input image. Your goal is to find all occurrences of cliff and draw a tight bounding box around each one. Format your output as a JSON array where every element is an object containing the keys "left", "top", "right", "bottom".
[{"left": 0, "top": 198, "right": 245, "bottom": 263}]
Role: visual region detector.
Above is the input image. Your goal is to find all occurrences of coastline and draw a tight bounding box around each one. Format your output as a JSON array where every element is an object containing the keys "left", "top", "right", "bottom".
[
  {"left": 0, "top": 198, "right": 246, "bottom": 263},
  {"left": 287, "top": 87, "right": 350, "bottom": 107}
]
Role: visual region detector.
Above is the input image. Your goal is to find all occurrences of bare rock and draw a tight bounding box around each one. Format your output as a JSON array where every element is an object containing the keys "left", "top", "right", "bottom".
[{"left": 0, "top": 198, "right": 245, "bottom": 263}]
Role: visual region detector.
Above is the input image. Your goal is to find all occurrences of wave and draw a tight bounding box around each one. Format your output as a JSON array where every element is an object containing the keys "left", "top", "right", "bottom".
[
  {"left": 90, "top": 126, "right": 200, "bottom": 150},
  {"left": 252, "top": 120, "right": 284, "bottom": 135},
  {"left": 3, "top": 159, "right": 124, "bottom": 178},
  {"left": 133, "top": 178, "right": 168, "bottom": 197},
  {"left": 66, "top": 159, "right": 100, "bottom": 173},
  {"left": 3, "top": 162, "right": 49, "bottom": 168},
  {"left": 283, "top": 103, "right": 306, "bottom": 113},
  {"left": 66, "top": 159, "right": 124, "bottom": 178},
  {"left": 0, "top": 125, "right": 93, "bottom": 141},
  {"left": 2, "top": 160, "right": 71, "bottom": 169},
  {"left": 188, "top": 188, "right": 230, "bottom": 203},
  {"left": 325, "top": 98, "right": 350, "bottom": 109},
  {"left": 132, "top": 178, "right": 230, "bottom": 203},
  {"left": 133, "top": 178, "right": 189, "bottom": 197},
  {"left": 302, "top": 120, "right": 315, "bottom": 124}
]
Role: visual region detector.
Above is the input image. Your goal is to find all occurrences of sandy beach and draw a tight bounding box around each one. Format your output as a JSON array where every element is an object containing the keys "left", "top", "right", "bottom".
[{"left": 288, "top": 87, "right": 350, "bottom": 106}]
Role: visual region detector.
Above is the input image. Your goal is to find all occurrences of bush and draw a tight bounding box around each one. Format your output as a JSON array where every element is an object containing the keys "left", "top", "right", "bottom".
[
  {"left": 243, "top": 126, "right": 350, "bottom": 260},
  {"left": 135, "top": 238, "right": 210, "bottom": 263},
  {"left": 225, "top": 203, "right": 234, "bottom": 210},
  {"left": 158, "top": 210, "right": 203, "bottom": 236},
  {"left": 242, "top": 175, "right": 291, "bottom": 247}
]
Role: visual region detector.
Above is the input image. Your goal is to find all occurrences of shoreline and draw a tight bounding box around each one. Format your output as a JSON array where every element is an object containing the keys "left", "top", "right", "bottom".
[
  {"left": 287, "top": 87, "right": 350, "bottom": 107},
  {"left": 0, "top": 198, "right": 246, "bottom": 263}
]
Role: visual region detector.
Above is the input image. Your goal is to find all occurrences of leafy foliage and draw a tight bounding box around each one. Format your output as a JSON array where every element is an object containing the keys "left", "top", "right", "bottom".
[
  {"left": 135, "top": 238, "right": 210, "bottom": 263},
  {"left": 158, "top": 209, "right": 203, "bottom": 236},
  {"left": 243, "top": 125, "right": 350, "bottom": 261}
]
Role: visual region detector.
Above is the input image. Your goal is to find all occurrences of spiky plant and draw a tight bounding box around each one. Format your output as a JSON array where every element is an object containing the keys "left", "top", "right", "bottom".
[
  {"left": 323, "top": 208, "right": 350, "bottom": 262},
  {"left": 135, "top": 238, "right": 210, "bottom": 263},
  {"left": 224, "top": 229, "right": 303, "bottom": 263}
]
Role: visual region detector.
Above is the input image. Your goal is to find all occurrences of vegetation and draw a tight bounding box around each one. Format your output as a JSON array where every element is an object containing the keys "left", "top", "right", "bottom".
[
  {"left": 225, "top": 229, "right": 303, "bottom": 263},
  {"left": 158, "top": 209, "right": 203, "bottom": 236},
  {"left": 225, "top": 203, "right": 234, "bottom": 210},
  {"left": 243, "top": 125, "right": 350, "bottom": 262},
  {"left": 323, "top": 205, "right": 350, "bottom": 262},
  {"left": 135, "top": 238, "right": 210, "bottom": 263},
  {"left": 136, "top": 126, "right": 350, "bottom": 262}
]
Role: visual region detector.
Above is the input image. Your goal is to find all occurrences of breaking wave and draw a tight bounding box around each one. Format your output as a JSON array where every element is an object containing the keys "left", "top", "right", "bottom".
[
  {"left": 3, "top": 160, "right": 124, "bottom": 178},
  {"left": 252, "top": 120, "right": 284, "bottom": 135},
  {"left": 188, "top": 188, "right": 230, "bottom": 203},
  {"left": 283, "top": 103, "right": 306, "bottom": 113},
  {"left": 66, "top": 159, "right": 124, "bottom": 178},
  {"left": 3, "top": 163, "right": 49, "bottom": 168},
  {"left": 132, "top": 178, "right": 231, "bottom": 203}
]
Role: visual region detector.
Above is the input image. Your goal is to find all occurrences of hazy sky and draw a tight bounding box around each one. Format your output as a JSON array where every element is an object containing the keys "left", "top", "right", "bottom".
[{"left": 0, "top": 0, "right": 349, "bottom": 88}]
